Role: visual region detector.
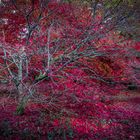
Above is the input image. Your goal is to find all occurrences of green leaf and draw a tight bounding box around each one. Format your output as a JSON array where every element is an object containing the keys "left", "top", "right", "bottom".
[
  {"left": 35, "top": 72, "right": 48, "bottom": 81},
  {"left": 15, "top": 104, "right": 24, "bottom": 115}
]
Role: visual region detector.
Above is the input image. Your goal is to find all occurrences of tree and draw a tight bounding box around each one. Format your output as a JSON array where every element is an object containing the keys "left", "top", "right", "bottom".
[{"left": 0, "top": 0, "right": 139, "bottom": 116}]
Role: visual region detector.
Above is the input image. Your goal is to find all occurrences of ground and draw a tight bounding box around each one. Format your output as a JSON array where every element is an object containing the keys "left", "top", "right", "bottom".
[{"left": 0, "top": 84, "right": 140, "bottom": 139}]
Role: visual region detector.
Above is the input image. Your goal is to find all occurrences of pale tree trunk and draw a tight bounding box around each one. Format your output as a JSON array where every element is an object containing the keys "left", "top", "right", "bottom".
[
  {"left": 16, "top": 47, "right": 28, "bottom": 115},
  {"left": 18, "top": 56, "right": 23, "bottom": 102}
]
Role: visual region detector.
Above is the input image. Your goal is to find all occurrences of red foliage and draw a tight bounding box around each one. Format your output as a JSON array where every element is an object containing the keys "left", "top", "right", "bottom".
[{"left": 0, "top": 1, "right": 140, "bottom": 139}]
